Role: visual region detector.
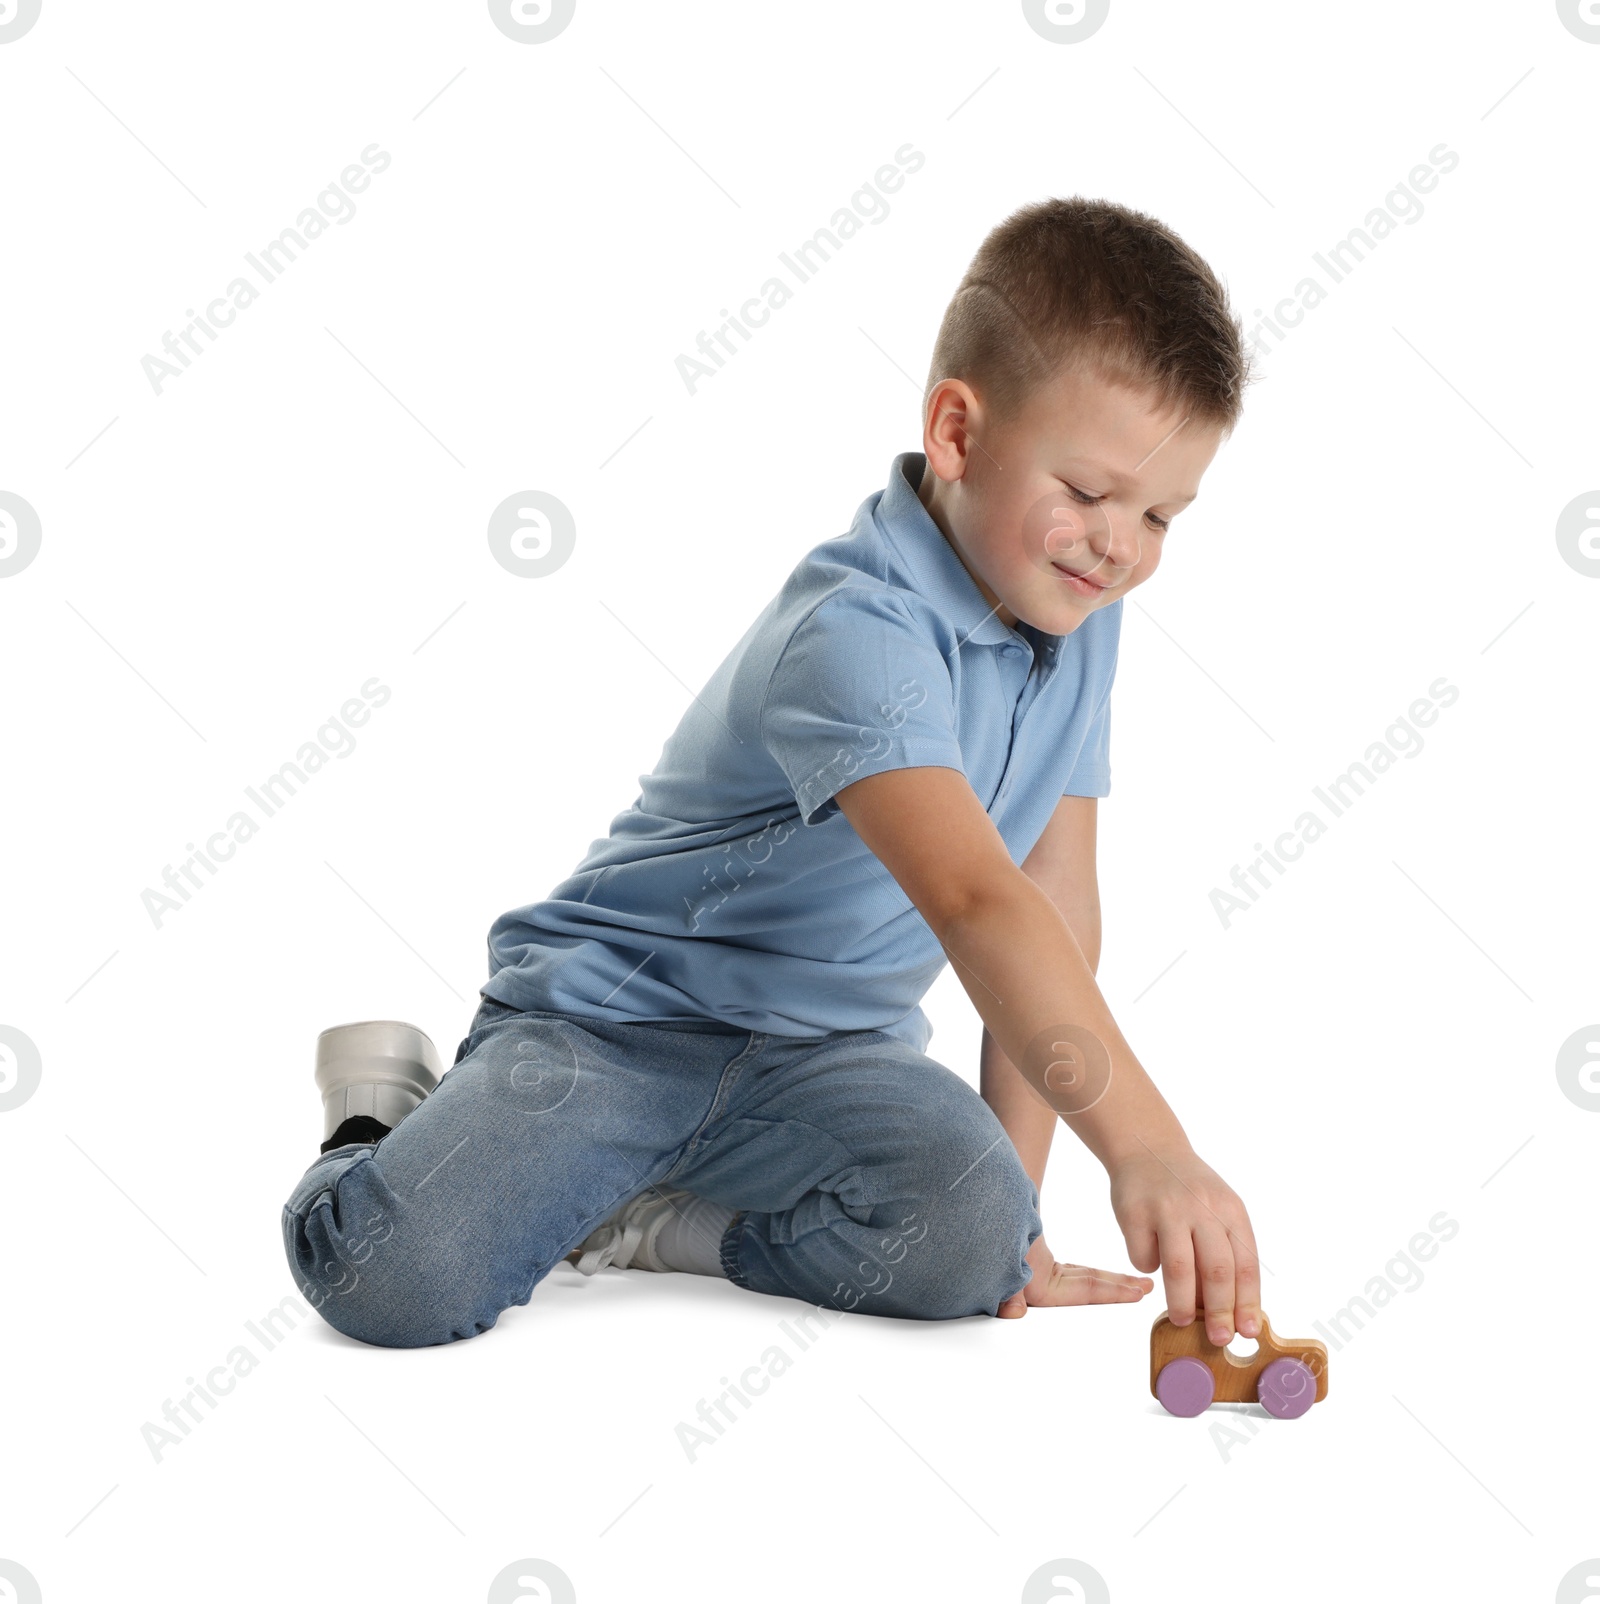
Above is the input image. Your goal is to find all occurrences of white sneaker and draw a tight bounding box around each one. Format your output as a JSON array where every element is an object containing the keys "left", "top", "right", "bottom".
[
  {"left": 315, "top": 1020, "right": 442, "bottom": 1145},
  {"left": 566, "top": 1185, "right": 697, "bottom": 1275}
]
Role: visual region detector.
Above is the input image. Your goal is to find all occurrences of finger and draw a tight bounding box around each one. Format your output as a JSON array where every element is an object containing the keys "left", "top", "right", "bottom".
[
  {"left": 1156, "top": 1224, "right": 1196, "bottom": 1325},
  {"left": 1032, "top": 1262, "right": 1154, "bottom": 1307},
  {"left": 1124, "top": 1223, "right": 1160, "bottom": 1275},
  {"left": 1194, "top": 1221, "right": 1237, "bottom": 1344},
  {"left": 1230, "top": 1213, "right": 1263, "bottom": 1337},
  {"left": 997, "top": 1290, "right": 1027, "bottom": 1318}
]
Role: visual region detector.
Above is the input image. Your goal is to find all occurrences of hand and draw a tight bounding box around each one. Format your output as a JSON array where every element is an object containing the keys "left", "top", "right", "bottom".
[
  {"left": 1107, "top": 1146, "right": 1261, "bottom": 1345},
  {"left": 996, "top": 1231, "right": 1155, "bottom": 1318}
]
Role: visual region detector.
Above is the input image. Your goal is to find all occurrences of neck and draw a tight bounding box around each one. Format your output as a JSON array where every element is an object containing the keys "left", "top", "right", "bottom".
[{"left": 915, "top": 457, "right": 1018, "bottom": 630}]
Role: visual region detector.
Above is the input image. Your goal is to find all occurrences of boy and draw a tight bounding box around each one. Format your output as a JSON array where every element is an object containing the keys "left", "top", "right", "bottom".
[{"left": 283, "top": 196, "right": 1262, "bottom": 1348}]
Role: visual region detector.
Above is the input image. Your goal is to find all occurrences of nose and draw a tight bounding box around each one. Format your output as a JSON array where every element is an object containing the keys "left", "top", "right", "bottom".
[{"left": 1085, "top": 500, "right": 1143, "bottom": 576}]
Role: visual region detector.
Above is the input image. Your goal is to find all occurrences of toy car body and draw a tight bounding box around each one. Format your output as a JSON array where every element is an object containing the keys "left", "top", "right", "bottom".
[{"left": 1150, "top": 1311, "right": 1329, "bottom": 1418}]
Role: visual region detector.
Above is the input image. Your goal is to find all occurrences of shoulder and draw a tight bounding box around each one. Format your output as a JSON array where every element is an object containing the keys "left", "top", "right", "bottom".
[
  {"left": 759, "top": 578, "right": 956, "bottom": 718},
  {"left": 766, "top": 561, "right": 953, "bottom": 670}
]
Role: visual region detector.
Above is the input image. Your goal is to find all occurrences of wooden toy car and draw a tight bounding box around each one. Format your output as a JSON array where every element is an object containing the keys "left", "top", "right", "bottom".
[{"left": 1150, "top": 1311, "right": 1328, "bottom": 1418}]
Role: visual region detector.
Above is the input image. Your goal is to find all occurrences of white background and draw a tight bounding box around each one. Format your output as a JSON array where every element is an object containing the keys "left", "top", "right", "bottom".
[{"left": 2, "top": 2, "right": 1596, "bottom": 1601}]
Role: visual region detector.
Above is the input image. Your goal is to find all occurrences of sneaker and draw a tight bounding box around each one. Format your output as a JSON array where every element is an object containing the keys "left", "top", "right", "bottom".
[
  {"left": 566, "top": 1185, "right": 697, "bottom": 1275},
  {"left": 315, "top": 1020, "right": 442, "bottom": 1148}
]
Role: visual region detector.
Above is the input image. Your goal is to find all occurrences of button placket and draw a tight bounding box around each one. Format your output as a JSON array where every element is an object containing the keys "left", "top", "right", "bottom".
[
  {"left": 989, "top": 639, "right": 1026, "bottom": 809},
  {"left": 992, "top": 631, "right": 1060, "bottom": 809}
]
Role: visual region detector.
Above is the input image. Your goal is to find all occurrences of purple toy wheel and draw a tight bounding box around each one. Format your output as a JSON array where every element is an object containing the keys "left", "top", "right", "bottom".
[
  {"left": 1257, "top": 1356, "right": 1317, "bottom": 1419},
  {"left": 1155, "top": 1356, "right": 1215, "bottom": 1417}
]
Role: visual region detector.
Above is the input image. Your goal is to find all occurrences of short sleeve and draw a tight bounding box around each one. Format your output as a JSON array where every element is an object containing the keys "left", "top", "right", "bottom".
[
  {"left": 1062, "top": 690, "right": 1112, "bottom": 797},
  {"left": 758, "top": 589, "right": 967, "bottom": 826}
]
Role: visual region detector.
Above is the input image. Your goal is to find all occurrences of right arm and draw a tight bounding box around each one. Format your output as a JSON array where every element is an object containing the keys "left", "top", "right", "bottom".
[{"left": 833, "top": 763, "right": 1260, "bottom": 1342}]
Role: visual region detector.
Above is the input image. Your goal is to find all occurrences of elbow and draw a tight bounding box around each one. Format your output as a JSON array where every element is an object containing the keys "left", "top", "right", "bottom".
[
  {"left": 1060, "top": 901, "right": 1102, "bottom": 975},
  {"left": 924, "top": 872, "right": 1024, "bottom": 945}
]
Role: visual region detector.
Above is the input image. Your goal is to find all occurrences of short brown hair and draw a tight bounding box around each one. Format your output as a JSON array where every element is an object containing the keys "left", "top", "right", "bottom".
[{"left": 925, "top": 196, "right": 1254, "bottom": 438}]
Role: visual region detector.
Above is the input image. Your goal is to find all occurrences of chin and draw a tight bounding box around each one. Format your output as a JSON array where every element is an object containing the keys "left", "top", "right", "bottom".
[
  {"left": 1015, "top": 598, "right": 1090, "bottom": 636},
  {"left": 1050, "top": 609, "right": 1093, "bottom": 636},
  {"left": 1049, "top": 587, "right": 1109, "bottom": 627}
]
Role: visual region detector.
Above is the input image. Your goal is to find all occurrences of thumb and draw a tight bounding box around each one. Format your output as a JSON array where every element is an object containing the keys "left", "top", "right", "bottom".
[{"left": 997, "top": 1290, "right": 1028, "bottom": 1319}]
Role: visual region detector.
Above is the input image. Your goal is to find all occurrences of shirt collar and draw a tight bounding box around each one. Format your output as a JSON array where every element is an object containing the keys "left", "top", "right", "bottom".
[{"left": 874, "top": 451, "right": 1037, "bottom": 649}]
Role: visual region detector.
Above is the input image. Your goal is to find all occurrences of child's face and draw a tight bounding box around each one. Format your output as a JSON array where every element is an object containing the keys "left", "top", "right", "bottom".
[{"left": 919, "top": 363, "right": 1224, "bottom": 636}]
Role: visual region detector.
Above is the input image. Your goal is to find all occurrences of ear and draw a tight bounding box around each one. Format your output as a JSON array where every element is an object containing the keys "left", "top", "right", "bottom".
[{"left": 923, "top": 377, "right": 982, "bottom": 483}]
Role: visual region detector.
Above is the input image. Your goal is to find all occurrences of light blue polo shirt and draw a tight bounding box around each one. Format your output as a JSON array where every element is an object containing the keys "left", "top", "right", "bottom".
[{"left": 484, "top": 451, "right": 1121, "bottom": 1052}]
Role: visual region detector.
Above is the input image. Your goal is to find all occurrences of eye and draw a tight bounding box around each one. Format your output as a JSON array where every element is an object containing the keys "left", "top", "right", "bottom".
[{"left": 1061, "top": 483, "right": 1171, "bottom": 533}]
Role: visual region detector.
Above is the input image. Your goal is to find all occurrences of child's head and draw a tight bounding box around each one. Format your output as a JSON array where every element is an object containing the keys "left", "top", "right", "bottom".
[{"left": 918, "top": 196, "right": 1254, "bottom": 636}]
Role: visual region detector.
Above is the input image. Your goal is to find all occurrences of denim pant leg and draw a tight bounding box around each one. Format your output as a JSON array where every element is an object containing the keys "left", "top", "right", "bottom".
[
  {"left": 666, "top": 1028, "right": 1044, "bottom": 1320},
  {"left": 280, "top": 998, "right": 758, "bottom": 1348}
]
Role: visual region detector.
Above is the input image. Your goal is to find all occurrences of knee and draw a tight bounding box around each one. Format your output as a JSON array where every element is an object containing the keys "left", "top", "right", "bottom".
[
  {"left": 281, "top": 1157, "right": 519, "bottom": 1349},
  {"left": 864, "top": 1141, "right": 1041, "bottom": 1321},
  {"left": 931, "top": 1154, "right": 1039, "bottom": 1319}
]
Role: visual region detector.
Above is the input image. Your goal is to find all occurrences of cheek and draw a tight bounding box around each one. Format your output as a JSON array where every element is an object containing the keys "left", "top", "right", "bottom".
[
  {"left": 1132, "top": 539, "right": 1164, "bottom": 582},
  {"left": 1017, "top": 486, "right": 1094, "bottom": 571}
]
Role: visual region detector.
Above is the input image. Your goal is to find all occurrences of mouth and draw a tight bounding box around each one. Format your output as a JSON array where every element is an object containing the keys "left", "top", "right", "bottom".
[{"left": 1050, "top": 560, "right": 1114, "bottom": 597}]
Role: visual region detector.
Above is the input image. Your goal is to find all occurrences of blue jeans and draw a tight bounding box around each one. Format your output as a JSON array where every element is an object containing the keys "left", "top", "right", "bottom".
[{"left": 282, "top": 995, "right": 1043, "bottom": 1347}]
